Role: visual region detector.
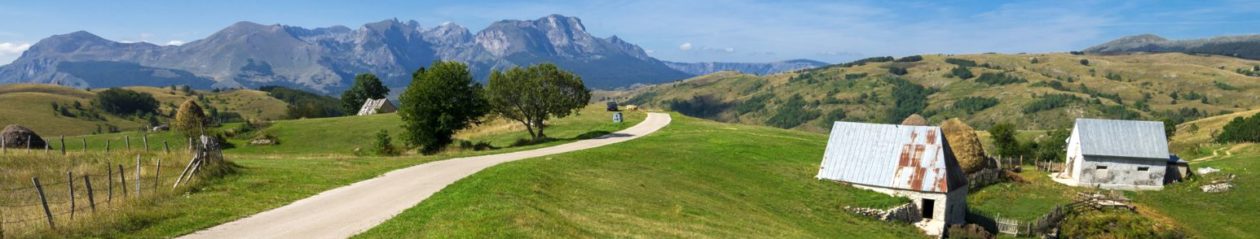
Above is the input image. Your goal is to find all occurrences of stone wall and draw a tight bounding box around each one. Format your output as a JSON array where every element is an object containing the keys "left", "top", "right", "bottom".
[{"left": 845, "top": 203, "right": 922, "bottom": 223}]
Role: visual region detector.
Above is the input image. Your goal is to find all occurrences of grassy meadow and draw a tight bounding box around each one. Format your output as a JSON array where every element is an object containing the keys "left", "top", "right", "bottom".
[
  {"left": 355, "top": 114, "right": 922, "bottom": 238},
  {"left": 1, "top": 104, "right": 645, "bottom": 238}
]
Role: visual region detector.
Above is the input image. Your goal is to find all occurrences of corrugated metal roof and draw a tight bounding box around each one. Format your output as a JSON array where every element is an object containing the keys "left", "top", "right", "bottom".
[
  {"left": 1074, "top": 118, "right": 1168, "bottom": 160},
  {"left": 357, "top": 98, "right": 395, "bottom": 116},
  {"left": 816, "top": 122, "right": 967, "bottom": 193}
]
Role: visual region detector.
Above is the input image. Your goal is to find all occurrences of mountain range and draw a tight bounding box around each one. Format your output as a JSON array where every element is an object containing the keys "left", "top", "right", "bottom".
[
  {"left": 0, "top": 14, "right": 825, "bottom": 94},
  {"left": 1084, "top": 34, "right": 1260, "bottom": 60}
]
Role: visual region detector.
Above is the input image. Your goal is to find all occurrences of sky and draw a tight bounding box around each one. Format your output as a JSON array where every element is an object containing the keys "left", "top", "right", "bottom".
[{"left": 1, "top": 0, "right": 1259, "bottom": 64}]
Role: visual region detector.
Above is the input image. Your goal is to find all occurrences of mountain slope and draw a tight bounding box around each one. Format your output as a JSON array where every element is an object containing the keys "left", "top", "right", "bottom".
[
  {"left": 0, "top": 15, "right": 692, "bottom": 93},
  {"left": 625, "top": 53, "right": 1260, "bottom": 131},
  {"left": 1085, "top": 34, "right": 1260, "bottom": 60},
  {"left": 664, "top": 59, "right": 829, "bottom": 75}
]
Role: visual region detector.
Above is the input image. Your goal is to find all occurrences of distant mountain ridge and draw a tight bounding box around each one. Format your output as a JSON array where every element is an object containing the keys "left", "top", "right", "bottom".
[
  {"left": 663, "top": 59, "right": 828, "bottom": 76},
  {"left": 0, "top": 15, "right": 826, "bottom": 93},
  {"left": 1084, "top": 34, "right": 1260, "bottom": 60}
]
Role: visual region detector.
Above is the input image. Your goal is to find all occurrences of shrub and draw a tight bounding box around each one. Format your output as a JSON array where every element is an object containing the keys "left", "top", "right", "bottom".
[
  {"left": 766, "top": 94, "right": 820, "bottom": 128},
  {"left": 951, "top": 67, "right": 974, "bottom": 79},
  {"left": 373, "top": 130, "right": 399, "bottom": 156},
  {"left": 1079, "top": 59, "right": 1090, "bottom": 66},
  {"left": 92, "top": 88, "right": 159, "bottom": 116},
  {"left": 1217, "top": 112, "right": 1260, "bottom": 143},
  {"left": 894, "top": 55, "right": 923, "bottom": 62},
  {"left": 945, "top": 58, "right": 977, "bottom": 67},
  {"left": 886, "top": 77, "right": 933, "bottom": 123},
  {"left": 888, "top": 66, "right": 908, "bottom": 75},
  {"left": 1023, "top": 94, "right": 1080, "bottom": 114},
  {"left": 953, "top": 97, "right": 999, "bottom": 113},
  {"left": 974, "top": 73, "right": 1027, "bottom": 86}
]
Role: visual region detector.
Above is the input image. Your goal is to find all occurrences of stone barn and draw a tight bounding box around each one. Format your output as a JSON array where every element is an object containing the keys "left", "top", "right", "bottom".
[
  {"left": 1053, "top": 118, "right": 1169, "bottom": 190},
  {"left": 356, "top": 98, "right": 396, "bottom": 116},
  {"left": 817, "top": 122, "right": 968, "bottom": 235}
]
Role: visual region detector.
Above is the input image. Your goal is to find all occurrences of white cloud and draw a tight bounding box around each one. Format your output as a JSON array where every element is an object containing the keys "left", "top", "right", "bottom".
[
  {"left": 723, "top": 47, "right": 734, "bottom": 53},
  {"left": 166, "top": 40, "right": 186, "bottom": 46},
  {"left": 0, "top": 42, "right": 31, "bottom": 55},
  {"left": 678, "top": 42, "right": 692, "bottom": 51}
]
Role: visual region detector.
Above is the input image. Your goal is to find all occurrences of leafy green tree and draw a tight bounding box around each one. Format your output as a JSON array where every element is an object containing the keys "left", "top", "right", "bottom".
[
  {"left": 486, "top": 63, "right": 590, "bottom": 140},
  {"left": 1034, "top": 128, "right": 1070, "bottom": 162},
  {"left": 766, "top": 94, "right": 820, "bottom": 129},
  {"left": 373, "top": 129, "right": 398, "bottom": 156},
  {"left": 340, "top": 73, "right": 390, "bottom": 114},
  {"left": 951, "top": 67, "right": 974, "bottom": 79},
  {"left": 988, "top": 123, "right": 1020, "bottom": 158},
  {"left": 92, "top": 88, "right": 159, "bottom": 116},
  {"left": 398, "top": 61, "right": 489, "bottom": 154}
]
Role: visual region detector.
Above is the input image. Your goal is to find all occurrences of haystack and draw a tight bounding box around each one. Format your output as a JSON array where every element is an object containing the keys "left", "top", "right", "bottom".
[
  {"left": 900, "top": 114, "right": 928, "bottom": 126},
  {"left": 2, "top": 124, "right": 47, "bottom": 149},
  {"left": 940, "top": 118, "right": 988, "bottom": 173}
]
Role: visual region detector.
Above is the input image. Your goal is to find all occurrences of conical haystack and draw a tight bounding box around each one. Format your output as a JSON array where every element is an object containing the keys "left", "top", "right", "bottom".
[
  {"left": 901, "top": 114, "right": 928, "bottom": 126},
  {"left": 941, "top": 118, "right": 988, "bottom": 173}
]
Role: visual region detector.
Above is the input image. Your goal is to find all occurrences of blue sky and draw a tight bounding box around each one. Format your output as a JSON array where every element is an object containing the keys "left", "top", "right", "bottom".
[{"left": 1, "top": 0, "right": 1258, "bottom": 64}]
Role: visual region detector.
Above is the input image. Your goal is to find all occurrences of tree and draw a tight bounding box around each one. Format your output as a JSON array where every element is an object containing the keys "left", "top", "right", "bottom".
[
  {"left": 988, "top": 123, "right": 1020, "bottom": 158},
  {"left": 92, "top": 88, "right": 159, "bottom": 116},
  {"left": 340, "top": 73, "right": 390, "bottom": 114},
  {"left": 398, "top": 61, "right": 489, "bottom": 154},
  {"left": 173, "top": 99, "right": 209, "bottom": 137},
  {"left": 373, "top": 129, "right": 398, "bottom": 156},
  {"left": 486, "top": 63, "right": 591, "bottom": 140}
]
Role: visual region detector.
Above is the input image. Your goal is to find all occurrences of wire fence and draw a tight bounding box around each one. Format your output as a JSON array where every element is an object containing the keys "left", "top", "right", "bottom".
[{"left": 0, "top": 135, "right": 218, "bottom": 237}]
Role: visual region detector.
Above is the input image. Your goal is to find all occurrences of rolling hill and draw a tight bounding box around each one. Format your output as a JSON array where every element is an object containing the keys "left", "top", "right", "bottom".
[
  {"left": 622, "top": 53, "right": 1260, "bottom": 131},
  {"left": 0, "top": 84, "right": 288, "bottom": 136},
  {"left": 1085, "top": 34, "right": 1260, "bottom": 60}
]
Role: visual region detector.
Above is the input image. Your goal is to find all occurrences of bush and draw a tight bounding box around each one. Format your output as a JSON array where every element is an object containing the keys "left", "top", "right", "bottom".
[
  {"left": 886, "top": 77, "right": 933, "bottom": 123},
  {"left": 817, "top": 108, "right": 848, "bottom": 129},
  {"left": 837, "top": 56, "right": 894, "bottom": 67},
  {"left": 945, "top": 58, "right": 977, "bottom": 67},
  {"left": 974, "top": 72, "right": 1027, "bottom": 86},
  {"left": 951, "top": 67, "right": 974, "bottom": 79},
  {"left": 894, "top": 55, "right": 923, "bottom": 62},
  {"left": 1079, "top": 59, "right": 1090, "bottom": 66},
  {"left": 888, "top": 66, "right": 909, "bottom": 75},
  {"left": 953, "top": 97, "right": 999, "bottom": 113},
  {"left": 92, "top": 88, "right": 159, "bottom": 116},
  {"left": 1217, "top": 112, "right": 1260, "bottom": 143},
  {"left": 1023, "top": 94, "right": 1081, "bottom": 114},
  {"left": 766, "top": 94, "right": 820, "bottom": 128},
  {"left": 373, "top": 130, "right": 399, "bottom": 156}
]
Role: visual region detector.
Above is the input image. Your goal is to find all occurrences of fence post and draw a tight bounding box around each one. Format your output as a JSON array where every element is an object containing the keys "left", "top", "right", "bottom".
[
  {"left": 164, "top": 141, "right": 170, "bottom": 154},
  {"left": 82, "top": 138, "right": 87, "bottom": 153},
  {"left": 68, "top": 171, "right": 76, "bottom": 220},
  {"left": 135, "top": 155, "right": 142, "bottom": 197},
  {"left": 1, "top": 135, "right": 5, "bottom": 154},
  {"left": 107, "top": 166, "right": 113, "bottom": 203},
  {"left": 105, "top": 140, "right": 110, "bottom": 153},
  {"left": 187, "top": 137, "right": 193, "bottom": 152},
  {"left": 125, "top": 135, "right": 131, "bottom": 151},
  {"left": 32, "top": 177, "right": 55, "bottom": 229},
  {"left": 143, "top": 133, "right": 149, "bottom": 152},
  {"left": 154, "top": 158, "right": 161, "bottom": 192},
  {"left": 84, "top": 175, "right": 96, "bottom": 212},
  {"left": 119, "top": 164, "right": 127, "bottom": 198},
  {"left": 60, "top": 136, "right": 66, "bottom": 155}
]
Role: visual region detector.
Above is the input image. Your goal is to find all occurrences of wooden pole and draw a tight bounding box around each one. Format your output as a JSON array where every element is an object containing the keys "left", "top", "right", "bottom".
[
  {"left": 119, "top": 164, "right": 127, "bottom": 198},
  {"left": 173, "top": 152, "right": 199, "bottom": 188},
  {"left": 67, "top": 171, "right": 75, "bottom": 220},
  {"left": 84, "top": 175, "right": 96, "bottom": 212},
  {"left": 26, "top": 135, "right": 31, "bottom": 151},
  {"left": 135, "top": 155, "right": 141, "bottom": 197},
  {"left": 107, "top": 166, "right": 113, "bottom": 203},
  {"left": 163, "top": 141, "right": 170, "bottom": 154},
  {"left": 60, "top": 135, "right": 65, "bottom": 155},
  {"left": 32, "top": 177, "right": 54, "bottom": 229},
  {"left": 125, "top": 135, "right": 130, "bottom": 151},
  {"left": 143, "top": 133, "right": 149, "bottom": 152},
  {"left": 82, "top": 138, "right": 87, "bottom": 153},
  {"left": 105, "top": 140, "right": 110, "bottom": 153},
  {"left": 187, "top": 137, "right": 193, "bottom": 152},
  {"left": 154, "top": 157, "right": 161, "bottom": 192},
  {"left": 1, "top": 135, "right": 6, "bottom": 154}
]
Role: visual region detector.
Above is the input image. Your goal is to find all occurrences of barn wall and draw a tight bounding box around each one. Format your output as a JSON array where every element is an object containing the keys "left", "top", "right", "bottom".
[
  {"left": 1077, "top": 156, "right": 1165, "bottom": 190},
  {"left": 853, "top": 184, "right": 957, "bottom": 235}
]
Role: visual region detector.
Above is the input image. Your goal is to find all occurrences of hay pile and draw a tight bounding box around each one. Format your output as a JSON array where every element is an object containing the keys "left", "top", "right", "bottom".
[
  {"left": 900, "top": 114, "right": 928, "bottom": 126},
  {"left": 1, "top": 124, "right": 46, "bottom": 149},
  {"left": 941, "top": 118, "right": 988, "bottom": 174}
]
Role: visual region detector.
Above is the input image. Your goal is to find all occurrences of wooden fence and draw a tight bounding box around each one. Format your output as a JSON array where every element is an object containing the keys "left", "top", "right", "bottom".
[
  {"left": 970, "top": 191, "right": 1132, "bottom": 237},
  {"left": 0, "top": 135, "right": 221, "bottom": 237}
]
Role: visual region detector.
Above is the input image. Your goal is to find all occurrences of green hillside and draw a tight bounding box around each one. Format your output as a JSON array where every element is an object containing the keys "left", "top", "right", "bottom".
[
  {"left": 356, "top": 114, "right": 923, "bottom": 238},
  {"left": 0, "top": 84, "right": 289, "bottom": 136},
  {"left": 625, "top": 53, "right": 1260, "bottom": 131}
]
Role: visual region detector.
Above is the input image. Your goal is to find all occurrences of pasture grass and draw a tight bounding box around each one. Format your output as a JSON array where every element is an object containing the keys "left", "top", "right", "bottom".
[{"left": 355, "top": 114, "right": 922, "bottom": 238}]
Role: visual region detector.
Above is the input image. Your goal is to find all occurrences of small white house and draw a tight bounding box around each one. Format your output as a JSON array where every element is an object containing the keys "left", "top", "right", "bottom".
[
  {"left": 817, "top": 122, "right": 968, "bottom": 235},
  {"left": 357, "top": 98, "right": 396, "bottom": 116},
  {"left": 1054, "top": 118, "right": 1168, "bottom": 191}
]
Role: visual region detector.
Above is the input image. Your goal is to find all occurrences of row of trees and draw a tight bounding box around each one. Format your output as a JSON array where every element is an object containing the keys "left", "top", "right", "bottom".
[{"left": 399, "top": 62, "right": 590, "bottom": 154}]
